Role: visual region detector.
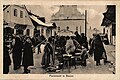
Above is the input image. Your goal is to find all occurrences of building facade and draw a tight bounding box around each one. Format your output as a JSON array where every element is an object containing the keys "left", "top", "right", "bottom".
[
  {"left": 3, "top": 5, "right": 34, "bottom": 37},
  {"left": 51, "top": 5, "right": 85, "bottom": 34},
  {"left": 101, "top": 5, "right": 116, "bottom": 45},
  {"left": 28, "top": 11, "right": 56, "bottom": 38}
]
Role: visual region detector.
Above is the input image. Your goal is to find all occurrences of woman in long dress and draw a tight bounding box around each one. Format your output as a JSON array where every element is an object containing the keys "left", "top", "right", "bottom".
[{"left": 41, "top": 37, "right": 53, "bottom": 68}]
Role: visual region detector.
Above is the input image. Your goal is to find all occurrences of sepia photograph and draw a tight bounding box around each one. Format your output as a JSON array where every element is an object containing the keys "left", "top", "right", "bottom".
[{"left": 3, "top": 4, "right": 116, "bottom": 75}]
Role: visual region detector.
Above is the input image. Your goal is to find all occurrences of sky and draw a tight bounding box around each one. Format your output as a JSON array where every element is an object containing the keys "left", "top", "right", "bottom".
[{"left": 26, "top": 5, "right": 106, "bottom": 32}]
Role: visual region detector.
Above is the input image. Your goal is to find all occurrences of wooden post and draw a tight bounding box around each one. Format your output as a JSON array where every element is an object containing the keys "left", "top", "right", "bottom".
[
  {"left": 53, "top": 31, "right": 56, "bottom": 66},
  {"left": 80, "top": 26, "right": 81, "bottom": 34},
  {"left": 85, "top": 10, "right": 87, "bottom": 37}
]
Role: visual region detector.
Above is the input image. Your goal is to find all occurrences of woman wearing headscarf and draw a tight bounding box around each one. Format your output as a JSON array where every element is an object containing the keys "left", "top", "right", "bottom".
[
  {"left": 71, "top": 36, "right": 82, "bottom": 53},
  {"left": 41, "top": 37, "right": 54, "bottom": 68},
  {"left": 65, "top": 36, "right": 75, "bottom": 55},
  {"left": 22, "top": 37, "right": 34, "bottom": 73}
]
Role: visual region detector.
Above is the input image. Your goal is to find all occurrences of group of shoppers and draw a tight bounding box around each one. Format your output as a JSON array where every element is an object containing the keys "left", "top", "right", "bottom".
[
  {"left": 3, "top": 30, "right": 109, "bottom": 74},
  {"left": 3, "top": 33, "right": 46, "bottom": 74}
]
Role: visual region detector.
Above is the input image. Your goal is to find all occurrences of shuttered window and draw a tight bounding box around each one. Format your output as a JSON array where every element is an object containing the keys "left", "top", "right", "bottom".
[
  {"left": 14, "top": 9, "right": 17, "bottom": 17},
  {"left": 20, "top": 10, "right": 23, "bottom": 18}
]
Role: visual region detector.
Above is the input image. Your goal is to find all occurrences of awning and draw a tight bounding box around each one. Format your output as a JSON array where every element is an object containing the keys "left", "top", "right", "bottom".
[
  {"left": 4, "top": 23, "right": 15, "bottom": 28},
  {"left": 26, "top": 25, "right": 34, "bottom": 29},
  {"left": 57, "top": 29, "right": 75, "bottom": 36},
  {"left": 30, "top": 15, "right": 56, "bottom": 28},
  {"left": 101, "top": 17, "right": 112, "bottom": 26},
  {"left": 14, "top": 24, "right": 27, "bottom": 30},
  {"left": 3, "top": 18, "right": 34, "bottom": 29},
  {"left": 4, "top": 25, "right": 11, "bottom": 28},
  {"left": 46, "top": 23, "right": 57, "bottom": 28}
]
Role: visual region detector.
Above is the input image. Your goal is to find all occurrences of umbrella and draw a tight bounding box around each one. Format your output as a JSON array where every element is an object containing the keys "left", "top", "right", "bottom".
[{"left": 57, "top": 29, "right": 75, "bottom": 36}]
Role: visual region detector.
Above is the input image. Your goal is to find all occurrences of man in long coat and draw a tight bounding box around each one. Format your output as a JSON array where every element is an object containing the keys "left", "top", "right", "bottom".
[
  {"left": 22, "top": 37, "right": 34, "bottom": 73},
  {"left": 12, "top": 35, "right": 23, "bottom": 70},
  {"left": 90, "top": 34, "right": 106, "bottom": 66},
  {"left": 81, "top": 33, "right": 88, "bottom": 50},
  {"left": 74, "top": 31, "right": 82, "bottom": 46},
  {"left": 3, "top": 42, "right": 11, "bottom": 74}
]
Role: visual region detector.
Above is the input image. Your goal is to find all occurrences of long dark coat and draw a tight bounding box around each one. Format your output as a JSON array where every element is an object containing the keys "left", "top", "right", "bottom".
[
  {"left": 75, "top": 34, "right": 82, "bottom": 45},
  {"left": 12, "top": 36, "right": 23, "bottom": 68},
  {"left": 81, "top": 36, "right": 88, "bottom": 49},
  {"left": 91, "top": 35, "right": 106, "bottom": 61},
  {"left": 41, "top": 42, "right": 53, "bottom": 67},
  {"left": 22, "top": 41, "right": 34, "bottom": 66},
  {"left": 3, "top": 44, "right": 11, "bottom": 74}
]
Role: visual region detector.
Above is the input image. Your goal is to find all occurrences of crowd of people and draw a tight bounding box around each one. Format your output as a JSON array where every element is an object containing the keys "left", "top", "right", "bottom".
[
  {"left": 3, "top": 33, "right": 47, "bottom": 74},
  {"left": 3, "top": 31, "right": 109, "bottom": 74}
]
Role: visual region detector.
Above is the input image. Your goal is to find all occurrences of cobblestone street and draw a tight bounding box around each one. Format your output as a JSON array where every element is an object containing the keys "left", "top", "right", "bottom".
[{"left": 8, "top": 44, "right": 115, "bottom": 74}]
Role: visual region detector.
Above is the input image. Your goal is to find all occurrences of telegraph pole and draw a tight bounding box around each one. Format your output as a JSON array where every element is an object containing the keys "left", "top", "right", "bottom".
[{"left": 85, "top": 10, "right": 87, "bottom": 37}]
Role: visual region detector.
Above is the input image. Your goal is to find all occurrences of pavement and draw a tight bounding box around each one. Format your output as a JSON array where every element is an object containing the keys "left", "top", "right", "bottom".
[{"left": 8, "top": 44, "right": 115, "bottom": 74}]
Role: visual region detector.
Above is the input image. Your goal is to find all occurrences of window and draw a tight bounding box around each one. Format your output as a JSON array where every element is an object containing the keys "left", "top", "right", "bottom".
[
  {"left": 66, "top": 26, "right": 69, "bottom": 30},
  {"left": 20, "top": 10, "right": 23, "bottom": 18},
  {"left": 14, "top": 9, "right": 17, "bottom": 17},
  {"left": 67, "top": 17, "right": 69, "bottom": 19},
  {"left": 76, "top": 26, "right": 78, "bottom": 31},
  {"left": 26, "top": 29, "right": 30, "bottom": 36},
  {"left": 58, "top": 27, "right": 60, "bottom": 31}
]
